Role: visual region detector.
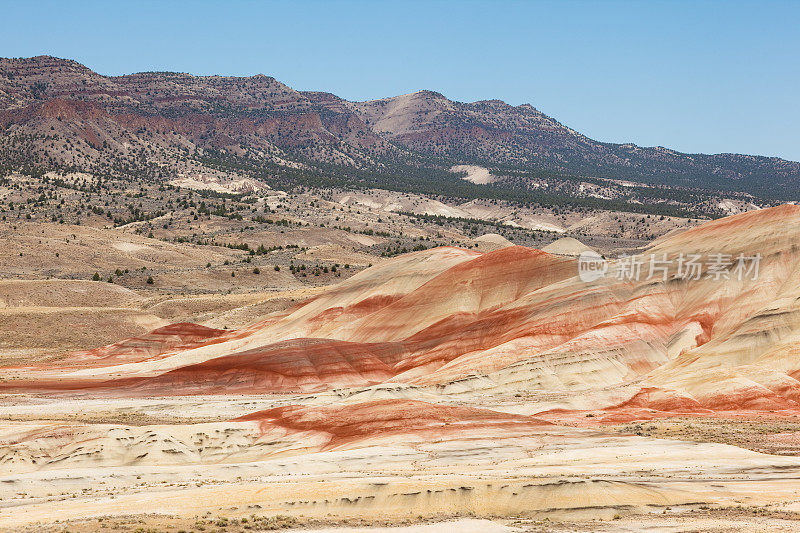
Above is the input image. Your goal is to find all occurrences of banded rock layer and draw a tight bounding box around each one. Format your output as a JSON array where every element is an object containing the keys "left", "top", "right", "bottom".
[{"left": 5, "top": 206, "right": 800, "bottom": 416}]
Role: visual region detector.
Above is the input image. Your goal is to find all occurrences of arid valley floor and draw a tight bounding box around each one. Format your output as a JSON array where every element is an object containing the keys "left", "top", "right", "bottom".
[{"left": 2, "top": 197, "right": 800, "bottom": 532}]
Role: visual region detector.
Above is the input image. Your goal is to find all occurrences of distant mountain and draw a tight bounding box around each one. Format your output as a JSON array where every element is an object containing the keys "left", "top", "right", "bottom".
[
  {"left": 1, "top": 55, "right": 798, "bottom": 199},
  {"left": 341, "top": 90, "right": 800, "bottom": 196}
]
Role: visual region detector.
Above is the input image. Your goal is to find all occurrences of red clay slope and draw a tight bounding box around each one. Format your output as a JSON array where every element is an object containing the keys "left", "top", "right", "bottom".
[
  {"left": 0, "top": 246, "right": 580, "bottom": 394},
  {"left": 122, "top": 338, "right": 410, "bottom": 394},
  {"left": 237, "top": 399, "right": 550, "bottom": 449},
  {"left": 60, "top": 323, "right": 229, "bottom": 366},
  {"left": 8, "top": 206, "right": 800, "bottom": 421}
]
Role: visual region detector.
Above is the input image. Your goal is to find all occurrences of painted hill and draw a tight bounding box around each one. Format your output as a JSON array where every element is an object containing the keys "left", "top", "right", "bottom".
[
  {"left": 6, "top": 205, "right": 800, "bottom": 419},
  {"left": 7, "top": 206, "right": 800, "bottom": 527},
  {"left": 541, "top": 236, "right": 596, "bottom": 256}
]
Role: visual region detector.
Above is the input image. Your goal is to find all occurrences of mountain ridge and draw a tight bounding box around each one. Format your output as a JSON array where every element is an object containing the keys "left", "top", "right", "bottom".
[{"left": 1, "top": 55, "right": 798, "bottom": 199}]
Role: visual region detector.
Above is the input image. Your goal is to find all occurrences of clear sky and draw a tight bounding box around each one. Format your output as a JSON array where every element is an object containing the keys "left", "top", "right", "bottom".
[{"left": 4, "top": 0, "right": 799, "bottom": 161}]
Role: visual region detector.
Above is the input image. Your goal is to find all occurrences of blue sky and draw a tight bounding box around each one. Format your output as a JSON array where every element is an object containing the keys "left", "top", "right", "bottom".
[{"left": 4, "top": 0, "right": 799, "bottom": 161}]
